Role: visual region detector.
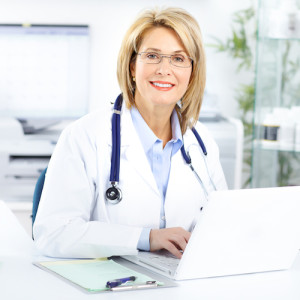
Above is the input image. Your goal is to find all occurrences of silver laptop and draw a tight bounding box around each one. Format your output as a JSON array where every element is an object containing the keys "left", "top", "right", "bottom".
[{"left": 122, "top": 186, "right": 300, "bottom": 280}]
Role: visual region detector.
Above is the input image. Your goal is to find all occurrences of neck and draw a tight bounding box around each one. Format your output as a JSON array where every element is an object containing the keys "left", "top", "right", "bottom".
[{"left": 136, "top": 104, "right": 174, "bottom": 147}]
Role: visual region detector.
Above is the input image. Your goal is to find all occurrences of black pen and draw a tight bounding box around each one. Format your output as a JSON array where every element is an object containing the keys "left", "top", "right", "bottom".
[{"left": 106, "top": 276, "right": 136, "bottom": 288}]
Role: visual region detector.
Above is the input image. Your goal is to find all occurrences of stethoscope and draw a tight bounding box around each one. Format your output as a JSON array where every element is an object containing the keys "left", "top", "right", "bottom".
[{"left": 105, "top": 94, "right": 217, "bottom": 204}]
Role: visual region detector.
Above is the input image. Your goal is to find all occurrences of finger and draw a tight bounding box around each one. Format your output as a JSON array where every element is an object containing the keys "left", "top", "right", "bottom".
[
  {"left": 164, "top": 242, "right": 183, "bottom": 259},
  {"left": 169, "top": 234, "right": 188, "bottom": 252},
  {"left": 183, "top": 231, "right": 191, "bottom": 242},
  {"left": 171, "top": 227, "right": 191, "bottom": 242},
  {"left": 176, "top": 227, "right": 192, "bottom": 242},
  {"left": 169, "top": 228, "right": 191, "bottom": 248}
]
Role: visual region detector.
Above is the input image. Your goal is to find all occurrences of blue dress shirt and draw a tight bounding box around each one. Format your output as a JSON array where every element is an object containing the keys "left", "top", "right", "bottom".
[{"left": 130, "top": 106, "right": 183, "bottom": 251}]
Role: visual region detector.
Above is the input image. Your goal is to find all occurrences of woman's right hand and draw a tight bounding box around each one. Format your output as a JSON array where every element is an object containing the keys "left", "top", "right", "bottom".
[{"left": 149, "top": 227, "right": 191, "bottom": 259}]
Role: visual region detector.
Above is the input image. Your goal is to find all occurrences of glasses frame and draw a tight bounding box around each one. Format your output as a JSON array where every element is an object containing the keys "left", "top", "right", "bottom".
[{"left": 137, "top": 52, "right": 193, "bottom": 68}]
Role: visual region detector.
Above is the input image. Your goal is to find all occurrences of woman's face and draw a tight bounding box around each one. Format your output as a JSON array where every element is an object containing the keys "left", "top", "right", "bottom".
[{"left": 131, "top": 27, "right": 192, "bottom": 111}]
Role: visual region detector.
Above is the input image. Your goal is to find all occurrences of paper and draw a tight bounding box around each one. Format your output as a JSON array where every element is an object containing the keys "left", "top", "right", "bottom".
[{"left": 38, "top": 259, "right": 161, "bottom": 292}]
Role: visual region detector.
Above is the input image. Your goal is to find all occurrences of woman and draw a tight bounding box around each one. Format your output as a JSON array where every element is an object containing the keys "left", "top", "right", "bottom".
[{"left": 33, "top": 7, "right": 227, "bottom": 259}]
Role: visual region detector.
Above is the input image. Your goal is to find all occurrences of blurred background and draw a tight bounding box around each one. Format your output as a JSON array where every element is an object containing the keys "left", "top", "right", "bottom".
[{"left": 1, "top": 0, "right": 300, "bottom": 234}]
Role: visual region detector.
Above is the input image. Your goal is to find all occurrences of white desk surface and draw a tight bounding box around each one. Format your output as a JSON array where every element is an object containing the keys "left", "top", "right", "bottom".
[{"left": 1, "top": 200, "right": 300, "bottom": 300}]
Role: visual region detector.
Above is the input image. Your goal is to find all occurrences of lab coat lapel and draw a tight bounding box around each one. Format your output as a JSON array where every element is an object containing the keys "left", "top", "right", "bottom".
[
  {"left": 164, "top": 128, "right": 207, "bottom": 230},
  {"left": 118, "top": 105, "right": 160, "bottom": 196}
]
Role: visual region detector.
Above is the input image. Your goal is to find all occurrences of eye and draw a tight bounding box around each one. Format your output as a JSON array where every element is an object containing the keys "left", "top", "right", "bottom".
[
  {"left": 172, "top": 55, "right": 185, "bottom": 63},
  {"left": 146, "top": 52, "right": 160, "bottom": 60}
]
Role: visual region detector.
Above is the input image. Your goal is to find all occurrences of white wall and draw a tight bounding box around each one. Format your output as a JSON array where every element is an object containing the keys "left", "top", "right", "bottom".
[{"left": 0, "top": 0, "right": 253, "bottom": 118}]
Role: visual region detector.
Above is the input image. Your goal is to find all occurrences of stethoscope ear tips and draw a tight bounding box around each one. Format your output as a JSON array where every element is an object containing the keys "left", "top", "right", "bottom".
[{"left": 105, "top": 185, "right": 122, "bottom": 204}]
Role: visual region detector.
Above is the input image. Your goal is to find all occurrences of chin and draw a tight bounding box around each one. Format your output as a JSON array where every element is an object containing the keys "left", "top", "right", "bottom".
[{"left": 150, "top": 95, "right": 178, "bottom": 106}]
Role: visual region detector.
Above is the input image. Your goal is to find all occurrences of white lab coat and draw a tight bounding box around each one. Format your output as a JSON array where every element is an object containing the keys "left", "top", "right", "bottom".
[{"left": 33, "top": 104, "right": 227, "bottom": 258}]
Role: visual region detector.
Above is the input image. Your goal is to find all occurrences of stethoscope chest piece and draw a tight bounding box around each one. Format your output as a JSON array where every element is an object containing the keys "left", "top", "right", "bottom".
[{"left": 105, "top": 184, "right": 122, "bottom": 204}]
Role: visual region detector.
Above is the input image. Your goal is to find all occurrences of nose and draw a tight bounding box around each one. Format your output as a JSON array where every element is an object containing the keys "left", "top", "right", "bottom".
[{"left": 156, "top": 56, "right": 172, "bottom": 75}]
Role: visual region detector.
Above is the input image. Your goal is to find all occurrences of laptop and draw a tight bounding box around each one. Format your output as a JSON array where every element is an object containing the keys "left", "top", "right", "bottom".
[{"left": 122, "top": 186, "right": 300, "bottom": 280}]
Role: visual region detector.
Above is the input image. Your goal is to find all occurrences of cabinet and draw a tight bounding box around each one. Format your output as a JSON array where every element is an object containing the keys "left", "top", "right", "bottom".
[{"left": 251, "top": 0, "right": 300, "bottom": 187}]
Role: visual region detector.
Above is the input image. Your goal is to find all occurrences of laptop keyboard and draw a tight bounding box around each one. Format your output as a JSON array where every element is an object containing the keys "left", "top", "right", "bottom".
[{"left": 137, "top": 250, "right": 180, "bottom": 270}]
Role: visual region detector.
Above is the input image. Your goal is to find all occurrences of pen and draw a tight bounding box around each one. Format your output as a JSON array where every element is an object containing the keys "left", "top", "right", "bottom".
[
  {"left": 106, "top": 276, "right": 136, "bottom": 288},
  {"left": 110, "top": 281, "right": 158, "bottom": 291}
]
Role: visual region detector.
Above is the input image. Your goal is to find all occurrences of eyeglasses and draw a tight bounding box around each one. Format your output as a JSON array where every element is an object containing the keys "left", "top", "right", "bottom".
[{"left": 137, "top": 52, "right": 193, "bottom": 68}]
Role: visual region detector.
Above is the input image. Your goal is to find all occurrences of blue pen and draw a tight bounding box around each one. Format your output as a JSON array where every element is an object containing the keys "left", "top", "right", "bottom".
[{"left": 106, "top": 276, "right": 136, "bottom": 288}]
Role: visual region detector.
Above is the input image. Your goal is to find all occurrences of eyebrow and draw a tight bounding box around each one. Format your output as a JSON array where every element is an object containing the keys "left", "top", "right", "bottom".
[{"left": 144, "top": 48, "right": 187, "bottom": 54}]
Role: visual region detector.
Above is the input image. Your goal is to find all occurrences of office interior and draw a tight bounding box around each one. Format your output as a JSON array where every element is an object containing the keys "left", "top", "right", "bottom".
[
  {"left": 1, "top": 0, "right": 300, "bottom": 231},
  {"left": 1, "top": 1, "right": 300, "bottom": 298},
  {"left": 0, "top": 0, "right": 250, "bottom": 234}
]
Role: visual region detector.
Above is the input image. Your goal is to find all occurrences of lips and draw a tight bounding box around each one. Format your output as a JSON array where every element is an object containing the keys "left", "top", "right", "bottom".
[{"left": 150, "top": 81, "right": 175, "bottom": 91}]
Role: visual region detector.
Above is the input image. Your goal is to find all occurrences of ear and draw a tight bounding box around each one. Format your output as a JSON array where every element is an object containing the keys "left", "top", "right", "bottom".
[{"left": 130, "top": 61, "right": 136, "bottom": 78}]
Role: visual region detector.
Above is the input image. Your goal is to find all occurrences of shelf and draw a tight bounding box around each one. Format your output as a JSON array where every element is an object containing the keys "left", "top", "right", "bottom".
[
  {"left": 251, "top": 0, "right": 300, "bottom": 188},
  {"left": 253, "top": 140, "right": 300, "bottom": 153},
  {"left": 258, "top": 36, "right": 300, "bottom": 41}
]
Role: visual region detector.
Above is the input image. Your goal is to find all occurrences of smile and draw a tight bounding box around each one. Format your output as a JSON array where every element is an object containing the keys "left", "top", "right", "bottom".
[
  {"left": 150, "top": 81, "right": 175, "bottom": 91},
  {"left": 152, "top": 82, "right": 173, "bottom": 87}
]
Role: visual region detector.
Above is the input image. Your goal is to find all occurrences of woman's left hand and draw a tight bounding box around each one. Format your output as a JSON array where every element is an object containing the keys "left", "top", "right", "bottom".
[{"left": 149, "top": 227, "right": 191, "bottom": 258}]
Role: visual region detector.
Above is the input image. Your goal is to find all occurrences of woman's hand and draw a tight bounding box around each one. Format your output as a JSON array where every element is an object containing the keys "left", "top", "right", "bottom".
[{"left": 149, "top": 227, "right": 191, "bottom": 258}]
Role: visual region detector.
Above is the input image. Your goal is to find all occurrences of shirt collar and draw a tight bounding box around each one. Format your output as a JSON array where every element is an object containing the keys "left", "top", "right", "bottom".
[
  {"left": 170, "top": 109, "right": 183, "bottom": 145},
  {"left": 130, "top": 106, "right": 183, "bottom": 154}
]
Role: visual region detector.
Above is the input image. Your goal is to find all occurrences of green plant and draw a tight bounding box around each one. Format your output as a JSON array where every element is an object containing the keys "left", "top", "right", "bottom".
[
  {"left": 207, "top": 5, "right": 256, "bottom": 187},
  {"left": 208, "top": 7, "right": 255, "bottom": 71}
]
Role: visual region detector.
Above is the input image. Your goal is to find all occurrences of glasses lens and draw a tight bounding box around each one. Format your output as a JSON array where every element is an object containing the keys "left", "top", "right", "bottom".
[
  {"left": 170, "top": 54, "right": 191, "bottom": 67},
  {"left": 140, "top": 52, "right": 160, "bottom": 63}
]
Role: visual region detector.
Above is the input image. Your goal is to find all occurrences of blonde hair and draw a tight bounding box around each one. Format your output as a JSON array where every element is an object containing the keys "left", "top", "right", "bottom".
[{"left": 117, "top": 7, "right": 206, "bottom": 133}]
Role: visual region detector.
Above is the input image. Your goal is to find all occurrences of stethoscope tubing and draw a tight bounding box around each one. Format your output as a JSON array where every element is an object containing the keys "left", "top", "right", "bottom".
[
  {"left": 110, "top": 95, "right": 122, "bottom": 183},
  {"left": 106, "top": 94, "right": 216, "bottom": 204},
  {"left": 191, "top": 127, "right": 207, "bottom": 156},
  {"left": 180, "top": 145, "right": 209, "bottom": 198}
]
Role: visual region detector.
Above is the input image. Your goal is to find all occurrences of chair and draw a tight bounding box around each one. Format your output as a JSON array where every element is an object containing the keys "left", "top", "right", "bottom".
[{"left": 32, "top": 168, "right": 47, "bottom": 227}]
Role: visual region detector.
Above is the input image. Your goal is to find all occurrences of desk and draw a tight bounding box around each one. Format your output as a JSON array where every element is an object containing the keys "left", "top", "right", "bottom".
[{"left": 1, "top": 200, "right": 300, "bottom": 300}]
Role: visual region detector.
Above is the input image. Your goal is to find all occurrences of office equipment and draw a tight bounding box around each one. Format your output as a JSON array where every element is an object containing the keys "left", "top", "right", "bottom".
[
  {"left": 0, "top": 118, "right": 24, "bottom": 140},
  {"left": 0, "top": 24, "right": 90, "bottom": 130},
  {"left": 123, "top": 186, "right": 300, "bottom": 280},
  {"left": 33, "top": 259, "right": 164, "bottom": 293},
  {"left": 0, "top": 120, "right": 71, "bottom": 202},
  {"left": 0, "top": 137, "right": 54, "bottom": 201}
]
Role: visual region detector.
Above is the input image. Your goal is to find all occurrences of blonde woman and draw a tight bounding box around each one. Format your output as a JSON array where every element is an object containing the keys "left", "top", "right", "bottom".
[{"left": 34, "top": 7, "right": 227, "bottom": 259}]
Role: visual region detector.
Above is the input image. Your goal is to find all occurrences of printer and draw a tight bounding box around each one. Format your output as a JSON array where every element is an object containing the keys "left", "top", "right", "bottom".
[{"left": 0, "top": 118, "right": 58, "bottom": 200}]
